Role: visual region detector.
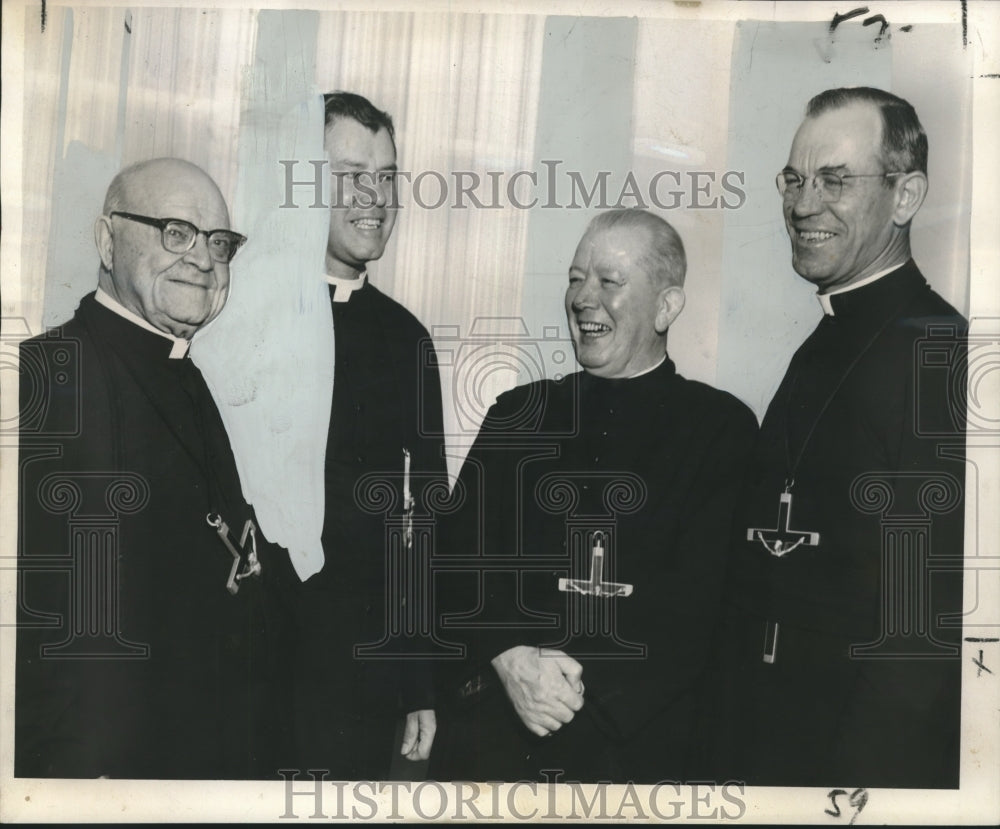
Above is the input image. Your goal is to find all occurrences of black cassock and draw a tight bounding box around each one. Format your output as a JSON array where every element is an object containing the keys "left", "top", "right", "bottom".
[
  {"left": 707, "top": 261, "right": 967, "bottom": 788},
  {"left": 16, "top": 293, "right": 296, "bottom": 779},
  {"left": 288, "top": 280, "right": 446, "bottom": 778},
  {"left": 431, "top": 357, "right": 757, "bottom": 783}
]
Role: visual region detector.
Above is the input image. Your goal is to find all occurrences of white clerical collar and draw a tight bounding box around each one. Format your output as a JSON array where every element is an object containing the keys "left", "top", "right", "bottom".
[
  {"left": 95, "top": 288, "right": 190, "bottom": 358},
  {"left": 628, "top": 356, "right": 667, "bottom": 379},
  {"left": 325, "top": 271, "right": 368, "bottom": 303},
  {"left": 817, "top": 263, "right": 905, "bottom": 316}
]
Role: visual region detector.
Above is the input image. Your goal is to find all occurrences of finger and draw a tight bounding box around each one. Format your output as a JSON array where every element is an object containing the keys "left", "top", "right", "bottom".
[
  {"left": 547, "top": 698, "right": 579, "bottom": 722},
  {"left": 403, "top": 726, "right": 432, "bottom": 762},
  {"left": 535, "top": 665, "right": 585, "bottom": 711},
  {"left": 411, "top": 736, "right": 433, "bottom": 761},
  {"left": 415, "top": 716, "right": 437, "bottom": 760},
  {"left": 529, "top": 696, "right": 577, "bottom": 724},
  {"left": 399, "top": 714, "right": 418, "bottom": 756},
  {"left": 551, "top": 652, "right": 584, "bottom": 685},
  {"left": 405, "top": 739, "right": 430, "bottom": 762},
  {"left": 517, "top": 708, "right": 564, "bottom": 735},
  {"left": 523, "top": 675, "right": 582, "bottom": 719},
  {"left": 555, "top": 686, "right": 585, "bottom": 712}
]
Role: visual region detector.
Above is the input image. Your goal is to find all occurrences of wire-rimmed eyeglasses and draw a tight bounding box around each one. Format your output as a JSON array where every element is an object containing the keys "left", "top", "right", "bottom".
[{"left": 775, "top": 170, "right": 907, "bottom": 204}]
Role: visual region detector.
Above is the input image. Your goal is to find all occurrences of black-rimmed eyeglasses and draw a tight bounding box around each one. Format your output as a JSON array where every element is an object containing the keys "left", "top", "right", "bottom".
[
  {"left": 110, "top": 211, "right": 247, "bottom": 263},
  {"left": 775, "top": 170, "right": 907, "bottom": 204}
]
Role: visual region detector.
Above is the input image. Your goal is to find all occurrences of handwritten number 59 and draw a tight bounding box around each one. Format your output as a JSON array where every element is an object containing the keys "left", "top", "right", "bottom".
[{"left": 825, "top": 788, "right": 868, "bottom": 825}]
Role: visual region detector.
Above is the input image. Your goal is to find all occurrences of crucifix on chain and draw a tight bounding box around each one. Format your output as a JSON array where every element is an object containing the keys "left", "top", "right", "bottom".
[
  {"left": 746, "top": 483, "right": 820, "bottom": 558},
  {"left": 558, "top": 531, "right": 633, "bottom": 598}
]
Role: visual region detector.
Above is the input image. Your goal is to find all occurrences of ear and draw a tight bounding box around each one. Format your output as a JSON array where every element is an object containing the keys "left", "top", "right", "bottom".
[
  {"left": 892, "top": 171, "right": 927, "bottom": 227},
  {"left": 654, "top": 285, "right": 686, "bottom": 334},
  {"left": 95, "top": 215, "right": 114, "bottom": 272}
]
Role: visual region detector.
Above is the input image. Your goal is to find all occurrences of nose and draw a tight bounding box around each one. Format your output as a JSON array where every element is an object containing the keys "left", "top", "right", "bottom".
[
  {"left": 182, "top": 232, "right": 215, "bottom": 271},
  {"left": 374, "top": 176, "right": 392, "bottom": 209},
  {"left": 351, "top": 172, "right": 390, "bottom": 209},
  {"left": 570, "top": 275, "right": 598, "bottom": 310},
  {"left": 789, "top": 177, "right": 824, "bottom": 219}
]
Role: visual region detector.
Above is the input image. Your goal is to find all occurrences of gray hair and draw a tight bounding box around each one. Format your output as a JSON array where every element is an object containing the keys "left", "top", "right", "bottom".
[
  {"left": 586, "top": 208, "right": 686, "bottom": 287},
  {"left": 805, "top": 86, "right": 927, "bottom": 176}
]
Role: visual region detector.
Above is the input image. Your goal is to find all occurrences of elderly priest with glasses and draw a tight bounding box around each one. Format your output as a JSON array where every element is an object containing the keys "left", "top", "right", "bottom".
[
  {"left": 16, "top": 157, "right": 296, "bottom": 779},
  {"left": 707, "top": 88, "right": 968, "bottom": 788}
]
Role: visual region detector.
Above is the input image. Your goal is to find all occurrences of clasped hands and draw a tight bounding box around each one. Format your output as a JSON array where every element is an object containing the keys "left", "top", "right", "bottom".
[{"left": 491, "top": 645, "right": 585, "bottom": 737}]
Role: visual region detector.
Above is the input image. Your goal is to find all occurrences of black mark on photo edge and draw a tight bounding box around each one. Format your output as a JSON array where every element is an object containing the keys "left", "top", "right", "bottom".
[
  {"left": 829, "top": 7, "right": 869, "bottom": 34},
  {"left": 862, "top": 15, "right": 889, "bottom": 39}
]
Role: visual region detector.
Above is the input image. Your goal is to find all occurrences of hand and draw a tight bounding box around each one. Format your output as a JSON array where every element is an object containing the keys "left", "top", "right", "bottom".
[
  {"left": 400, "top": 709, "right": 436, "bottom": 761},
  {"left": 491, "top": 645, "right": 585, "bottom": 737}
]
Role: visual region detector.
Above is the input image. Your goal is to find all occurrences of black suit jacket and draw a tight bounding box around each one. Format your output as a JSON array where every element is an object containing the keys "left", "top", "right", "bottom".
[
  {"left": 711, "top": 261, "right": 967, "bottom": 788},
  {"left": 16, "top": 293, "right": 296, "bottom": 779},
  {"left": 433, "top": 358, "right": 758, "bottom": 782},
  {"left": 288, "top": 281, "right": 447, "bottom": 778}
]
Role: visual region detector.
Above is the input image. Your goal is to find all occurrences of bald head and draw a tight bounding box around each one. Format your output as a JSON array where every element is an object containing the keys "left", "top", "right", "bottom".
[
  {"left": 95, "top": 157, "right": 234, "bottom": 339},
  {"left": 103, "top": 158, "right": 229, "bottom": 222}
]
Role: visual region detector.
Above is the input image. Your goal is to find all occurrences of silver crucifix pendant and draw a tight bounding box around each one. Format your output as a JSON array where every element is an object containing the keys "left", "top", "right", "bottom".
[
  {"left": 746, "top": 489, "right": 820, "bottom": 558},
  {"left": 558, "top": 531, "right": 634, "bottom": 597}
]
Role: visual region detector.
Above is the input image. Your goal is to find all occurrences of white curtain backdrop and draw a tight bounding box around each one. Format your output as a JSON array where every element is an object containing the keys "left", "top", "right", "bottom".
[
  {"left": 18, "top": 7, "right": 256, "bottom": 333},
  {"left": 10, "top": 4, "right": 971, "bottom": 563},
  {"left": 14, "top": 6, "right": 546, "bottom": 573},
  {"left": 315, "top": 11, "right": 546, "bottom": 472}
]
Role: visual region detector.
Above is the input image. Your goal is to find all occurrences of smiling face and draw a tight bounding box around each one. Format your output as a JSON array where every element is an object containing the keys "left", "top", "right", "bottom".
[
  {"left": 783, "top": 102, "right": 909, "bottom": 292},
  {"left": 95, "top": 159, "right": 232, "bottom": 339},
  {"left": 324, "top": 117, "right": 398, "bottom": 279},
  {"left": 565, "top": 223, "right": 682, "bottom": 379}
]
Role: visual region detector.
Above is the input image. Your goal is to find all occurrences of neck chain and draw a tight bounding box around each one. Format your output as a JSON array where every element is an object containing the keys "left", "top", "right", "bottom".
[{"left": 781, "top": 309, "right": 902, "bottom": 494}]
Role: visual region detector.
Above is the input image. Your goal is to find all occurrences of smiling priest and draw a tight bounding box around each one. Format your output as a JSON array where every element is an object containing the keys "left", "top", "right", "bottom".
[
  {"left": 430, "top": 208, "right": 758, "bottom": 783},
  {"left": 16, "top": 158, "right": 297, "bottom": 779},
  {"left": 707, "top": 87, "right": 967, "bottom": 789}
]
